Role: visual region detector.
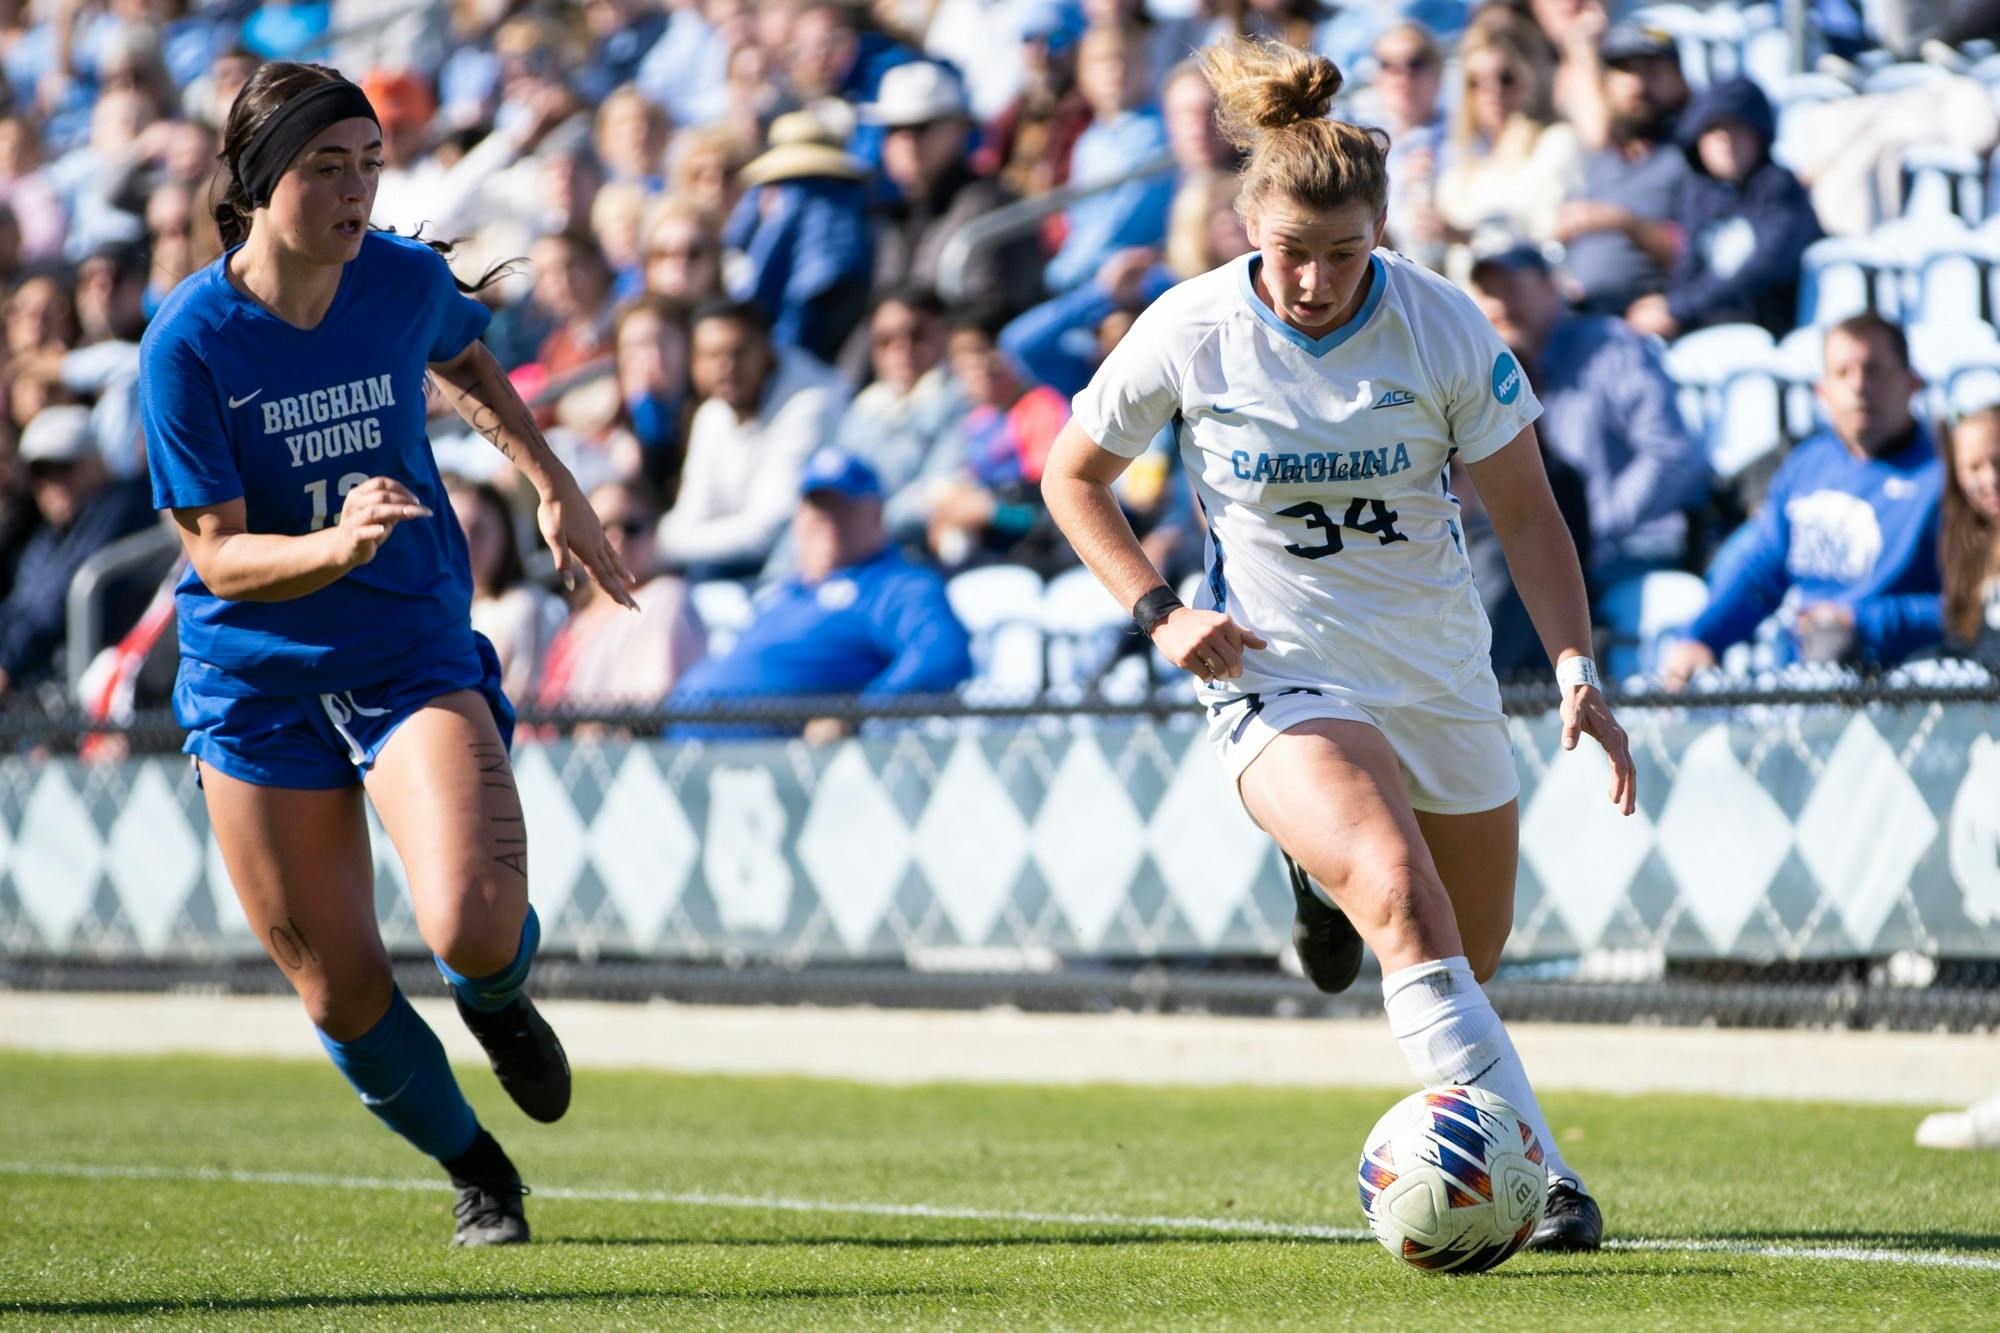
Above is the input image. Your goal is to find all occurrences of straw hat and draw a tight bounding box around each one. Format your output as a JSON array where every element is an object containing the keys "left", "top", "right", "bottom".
[{"left": 739, "top": 110, "right": 868, "bottom": 187}]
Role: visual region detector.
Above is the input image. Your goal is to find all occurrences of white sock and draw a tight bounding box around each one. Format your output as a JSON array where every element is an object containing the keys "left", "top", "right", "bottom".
[{"left": 1380, "top": 955, "right": 1582, "bottom": 1193}]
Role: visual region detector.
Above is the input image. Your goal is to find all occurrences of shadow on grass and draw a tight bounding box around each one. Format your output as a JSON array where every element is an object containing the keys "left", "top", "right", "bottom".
[
  {"left": 3, "top": 1282, "right": 1002, "bottom": 1318},
  {"left": 548, "top": 1231, "right": 1365, "bottom": 1250},
  {"left": 1493, "top": 1266, "right": 1743, "bottom": 1280}
]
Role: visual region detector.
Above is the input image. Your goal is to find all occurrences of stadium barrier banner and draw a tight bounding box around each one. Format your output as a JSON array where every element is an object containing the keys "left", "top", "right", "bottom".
[{"left": 3, "top": 700, "right": 1997, "bottom": 963}]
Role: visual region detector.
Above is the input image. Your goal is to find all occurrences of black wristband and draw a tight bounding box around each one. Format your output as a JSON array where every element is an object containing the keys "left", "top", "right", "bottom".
[{"left": 1132, "top": 585, "right": 1184, "bottom": 637}]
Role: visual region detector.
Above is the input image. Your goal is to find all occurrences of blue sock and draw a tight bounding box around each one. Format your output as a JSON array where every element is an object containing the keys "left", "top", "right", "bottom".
[
  {"left": 435, "top": 905, "right": 540, "bottom": 1014},
  {"left": 317, "top": 987, "right": 479, "bottom": 1162}
]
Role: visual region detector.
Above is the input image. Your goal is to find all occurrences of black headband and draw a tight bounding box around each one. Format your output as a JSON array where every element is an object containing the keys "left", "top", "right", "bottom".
[{"left": 237, "top": 80, "right": 380, "bottom": 208}]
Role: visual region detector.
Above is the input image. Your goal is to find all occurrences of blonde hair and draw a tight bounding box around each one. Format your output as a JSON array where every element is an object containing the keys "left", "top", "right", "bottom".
[
  {"left": 1450, "top": 18, "right": 1555, "bottom": 152},
  {"left": 1198, "top": 36, "right": 1388, "bottom": 221}
]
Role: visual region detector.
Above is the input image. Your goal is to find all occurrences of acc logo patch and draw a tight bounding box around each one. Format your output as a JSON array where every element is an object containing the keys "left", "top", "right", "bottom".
[{"left": 1492, "top": 353, "right": 1522, "bottom": 405}]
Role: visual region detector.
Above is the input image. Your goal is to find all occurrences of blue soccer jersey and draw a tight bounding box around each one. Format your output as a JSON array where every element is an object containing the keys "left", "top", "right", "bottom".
[{"left": 141, "top": 230, "right": 493, "bottom": 696}]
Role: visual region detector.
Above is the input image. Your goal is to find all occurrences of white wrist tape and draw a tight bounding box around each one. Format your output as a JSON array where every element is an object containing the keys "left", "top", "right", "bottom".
[{"left": 1557, "top": 656, "right": 1602, "bottom": 693}]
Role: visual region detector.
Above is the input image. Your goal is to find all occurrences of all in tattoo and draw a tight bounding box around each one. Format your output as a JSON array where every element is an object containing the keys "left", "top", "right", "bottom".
[{"left": 473, "top": 740, "right": 529, "bottom": 880}]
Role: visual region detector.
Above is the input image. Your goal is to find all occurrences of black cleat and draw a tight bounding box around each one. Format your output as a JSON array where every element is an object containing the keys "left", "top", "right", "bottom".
[
  {"left": 1526, "top": 1179, "right": 1603, "bottom": 1253},
  {"left": 1284, "top": 852, "right": 1364, "bottom": 993},
  {"left": 443, "top": 1129, "right": 530, "bottom": 1247},
  {"left": 456, "top": 994, "right": 572, "bottom": 1124}
]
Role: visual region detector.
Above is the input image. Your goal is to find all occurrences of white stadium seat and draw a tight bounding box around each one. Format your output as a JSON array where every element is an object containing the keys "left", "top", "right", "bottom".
[
  {"left": 945, "top": 565, "right": 1047, "bottom": 702},
  {"left": 1039, "top": 565, "right": 1132, "bottom": 700},
  {"left": 688, "top": 578, "right": 756, "bottom": 659}
]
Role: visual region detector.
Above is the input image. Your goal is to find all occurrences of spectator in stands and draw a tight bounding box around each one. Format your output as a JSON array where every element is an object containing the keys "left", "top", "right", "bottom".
[
  {"left": 667, "top": 125, "right": 752, "bottom": 222},
  {"left": 0, "top": 115, "right": 65, "bottom": 263},
  {"left": 726, "top": 109, "right": 876, "bottom": 364},
  {"left": 642, "top": 195, "right": 725, "bottom": 307},
  {"left": 658, "top": 298, "right": 849, "bottom": 579},
  {"left": 863, "top": 62, "right": 1043, "bottom": 327},
  {"left": 782, "top": 0, "right": 920, "bottom": 167},
  {"left": 1421, "top": 17, "right": 1581, "bottom": 278},
  {"left": 529, "top": 230, "right": 617, "bottom": 382},
  {"left": 978, "top": 0, "right": 1092, "bottom": 207},
  {"left": 636, "top": 0, "right": 746, "bottom": 129},
  {"left": 577, "top": 0, "right": 671, "bottom": 105},
  {"left": 668, "top": 447, "right": 973, "bottom": 738},
  {"left": 142, "top": 178, "right": 216, "bottom": 317},
  {"left": 0, "top": 420, "right": 35, "bottom": 598},
  {"left": 363, "top": 69, "right": 443, "bottom": 236},
  {"left": 1628, "top": 77, "right": 1820, "bottom": 340},
  {"left": 57, "top": 239, "right": 149, "bottom": 480},
  {"left": 537, "top": 478, "right": 706, "bottom": 712},
  {"left": 448, "top": 477, "right": 568, "bottom": 703},
  {"left": 595, "top": 85, "right": 671, "bottom": 192},
  {"left": 1001, "top": 244, "right": 1172, "bottom": 399},
  {"left": 1044, "top": 19, "right": 1176, "bottom": 294},
  {"left": 47, "top": 87, "right": 153, "bottom": 263},
  {"left": 1471, "top": 235, "right": 1707, "bottom": 586},
  {"left": 835, "top": 287, "right": 966, "bottom": 544},
  {"left": 928, "top": 306, "right": 1071, "bottom": 572},
  {"left": 7, "top": 267, "right": 77, "bottom": 362},
  {"left": 0, "top": 404, "right": 153, "bottom": 704},
  {"left": 1661, "top": 316, "right": 1944, "bottom": 687},
  {"left": 1940, "top": 404, "right": 2000, "bottom": 667},
  {"left": 613, "top": 293, "right": 690, "bottom": 490},
  {"left": 1367, "top": 22, "right": 1450, "bottom": 272},
  {"left": 1555, "top": 22, "right": 1689, "bottom": 316}
]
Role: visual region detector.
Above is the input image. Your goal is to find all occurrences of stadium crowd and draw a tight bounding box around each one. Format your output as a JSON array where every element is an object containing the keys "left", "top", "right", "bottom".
[{"left": 1, "top": 0, "right": 1999, "bottom": 732}]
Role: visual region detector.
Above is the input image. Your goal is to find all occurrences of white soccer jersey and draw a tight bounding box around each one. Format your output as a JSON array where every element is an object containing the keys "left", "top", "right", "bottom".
[{"left": 1072, "top": 249, "right": 1544, "bottom": 709}]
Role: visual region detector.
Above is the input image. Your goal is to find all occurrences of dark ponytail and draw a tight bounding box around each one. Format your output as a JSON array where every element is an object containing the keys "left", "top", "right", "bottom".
[{"left": 212, "top": 60, "right": 519, "bottom": 296}]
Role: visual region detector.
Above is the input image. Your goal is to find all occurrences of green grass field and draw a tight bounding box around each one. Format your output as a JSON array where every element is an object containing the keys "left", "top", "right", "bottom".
[{"left": 3, "top": 1050, "right": 1997, "bottom": 1329}]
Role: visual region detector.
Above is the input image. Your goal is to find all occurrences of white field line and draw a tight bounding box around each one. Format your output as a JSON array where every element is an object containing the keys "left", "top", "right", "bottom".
[{"left": 6, "top": 1160, "right": 2000, "bottom": 1273}]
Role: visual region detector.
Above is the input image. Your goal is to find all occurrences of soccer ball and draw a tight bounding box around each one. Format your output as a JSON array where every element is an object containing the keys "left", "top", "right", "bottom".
[{"left": 1357, "top": 1086, "right": 1547, "bottom": 1274}]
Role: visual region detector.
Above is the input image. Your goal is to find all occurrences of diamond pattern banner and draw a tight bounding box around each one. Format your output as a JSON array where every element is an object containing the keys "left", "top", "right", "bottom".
[{"left": 3, "top": 702, "right": 1997, "bottom": 963}]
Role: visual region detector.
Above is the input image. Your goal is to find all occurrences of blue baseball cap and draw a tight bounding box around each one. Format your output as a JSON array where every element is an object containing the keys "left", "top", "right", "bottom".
[
  {"left": 799, "top": 447, "right": 884, "bottom": 500},
  {"left": 1019, "top": 0, "right": 1086, "bottom": 53}
]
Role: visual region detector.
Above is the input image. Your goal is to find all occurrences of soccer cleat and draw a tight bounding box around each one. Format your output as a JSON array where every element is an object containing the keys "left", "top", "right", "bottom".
[
  {"left": 455, "top": 993, "right": 572, "bottom": 1123},
  {"left": 1284, "top": 852, "right": 1364, "bottom": 993},
  {"left": 443, "top": 1129, "right": 530, "bottom": 1247},
  {"left": 1526, "top": 1179, "right": 1603, "bottom": 1253}
]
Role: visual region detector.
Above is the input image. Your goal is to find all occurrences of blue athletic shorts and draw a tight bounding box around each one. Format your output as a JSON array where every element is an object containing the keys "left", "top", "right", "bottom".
[{"left": 175, "top": 632, "right": 516, "bottom": 790}]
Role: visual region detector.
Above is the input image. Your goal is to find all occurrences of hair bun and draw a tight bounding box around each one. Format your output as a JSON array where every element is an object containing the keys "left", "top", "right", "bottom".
[{"left": 1201, "top": 36, "right": 1343, "bottom": 148}]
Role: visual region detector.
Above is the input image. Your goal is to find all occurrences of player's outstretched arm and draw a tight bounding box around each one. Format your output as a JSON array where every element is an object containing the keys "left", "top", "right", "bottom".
[
  {"left": 170, "top": 479, "right": 432, "bottom": 602},
  {"left": 1042, "top": 420, "right": 1265, "bottom": 683},
  {"left": 429, "top": 340, "right": 639, "bottom": 609},
  {"left": 1465, "top": 425, "right": 1637, "bottom": 815}
]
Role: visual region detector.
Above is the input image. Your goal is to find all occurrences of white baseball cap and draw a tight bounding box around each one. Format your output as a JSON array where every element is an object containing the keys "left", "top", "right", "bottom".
[
  {"left": 19, "top": 405, "right": 97, "bottom": 466},
  {"left": 859, "top": 62, "right": 970, "bottom": 128}
]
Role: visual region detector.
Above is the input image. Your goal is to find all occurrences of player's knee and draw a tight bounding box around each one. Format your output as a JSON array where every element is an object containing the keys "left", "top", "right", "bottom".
[
  {"left": 428, "top": 891, "right": 524, "bottom": 978},
  {"left": 301, "top": 969, "right": 394, "bottom": 1041}
]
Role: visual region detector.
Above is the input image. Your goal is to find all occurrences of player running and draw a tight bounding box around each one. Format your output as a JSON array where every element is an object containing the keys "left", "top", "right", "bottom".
[
  {"left": 1041, "top": 36, "right": 1637, "bottom": 1252},
  {"left": 139, "top": 62, "right": 638, "bottom": 1245}
]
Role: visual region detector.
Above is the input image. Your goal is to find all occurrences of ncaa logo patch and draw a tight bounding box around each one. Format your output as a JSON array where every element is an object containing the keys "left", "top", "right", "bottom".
[{"left": 1492, "top": 353, "right": 1522, "bottom": 405}]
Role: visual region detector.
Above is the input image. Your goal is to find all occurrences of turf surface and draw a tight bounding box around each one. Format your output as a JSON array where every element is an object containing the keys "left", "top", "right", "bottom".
[{"left": 2, "top": 1050, "right": 1997, "bottom": 1329}]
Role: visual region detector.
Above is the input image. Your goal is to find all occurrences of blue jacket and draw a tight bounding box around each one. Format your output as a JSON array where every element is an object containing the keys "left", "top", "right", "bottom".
[
  {"left": 1667, "top": 78, "right": 1821, "bottom": 335},
  {"left": 669, "top": 545, "right": 972, "bottom": 731},
  {"left": 0, "top": 477, "right": 155, "bottom": 683},
  {"left": 1534, "top": 315, "right": 1709, "bottom": 568},
  {"left": 999, "top": 263, "right": 1176, "bottom": 399},
  {"left": 1688, "top": 426, "right": 1944, "bottom": 665},
  {"left": 726, "top": 178, "right": 876, "bottom": 366}
]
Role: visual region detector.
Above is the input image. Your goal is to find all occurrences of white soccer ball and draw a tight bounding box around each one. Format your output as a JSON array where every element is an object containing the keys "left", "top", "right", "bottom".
[{"left": 1357, "top": 1085, "right": 1548, "bottom": 1274}]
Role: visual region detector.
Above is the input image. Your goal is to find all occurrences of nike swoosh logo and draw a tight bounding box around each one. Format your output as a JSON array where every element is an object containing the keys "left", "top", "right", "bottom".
[
  {"left": 1211, "top": 401, "right": 1256, "bottom": 415},
  {"left": 228, "top": 389, "right": 262, "bottom": 408}
]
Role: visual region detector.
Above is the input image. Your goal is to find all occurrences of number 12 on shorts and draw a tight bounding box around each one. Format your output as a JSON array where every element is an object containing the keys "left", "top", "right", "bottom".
[
  {"left": 1277, "top": 497, "right": 1409, "bottom": 559},
  {"left": 304, "top": 472, "right": 370, "bottom": 531}
]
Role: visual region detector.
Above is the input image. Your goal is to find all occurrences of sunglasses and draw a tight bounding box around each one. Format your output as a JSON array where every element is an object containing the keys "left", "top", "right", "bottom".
[
  {"left": 872, "top": 327, "right": 930, "bottom": 348},
  {"left": 649, "top": 243, "right": 710, "bottom": 262},
  {"left": 1468, "top": 68, "right": 1519, "bottom": 91},
  {"left": 1376, "top": 56, "right": 1435, "bottom": 76},
  {"left": 28, "top": 459, "right": 75, "bottom": 479},
  {"left": 608, "top": 517, "right": 651, "bottom": 537}
]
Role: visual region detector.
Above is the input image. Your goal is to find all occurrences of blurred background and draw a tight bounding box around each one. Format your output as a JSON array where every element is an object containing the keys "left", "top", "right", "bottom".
[{"left": 1, "top": 0, "right": 1998, "bottom": 1032}]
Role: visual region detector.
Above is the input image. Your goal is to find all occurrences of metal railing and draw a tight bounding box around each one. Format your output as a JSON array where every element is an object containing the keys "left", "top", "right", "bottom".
[
  {"left": 62, "top": 524, "right": 178, "bottom": 698},
  {"left": 934, "top": 151, "right": 1177, "bottom": 304}
]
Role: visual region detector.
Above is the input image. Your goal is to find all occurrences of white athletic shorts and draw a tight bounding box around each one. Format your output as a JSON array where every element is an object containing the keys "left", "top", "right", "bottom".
[{"left": 1200, "top": 671, "right": 1520, "bottom": 816}]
